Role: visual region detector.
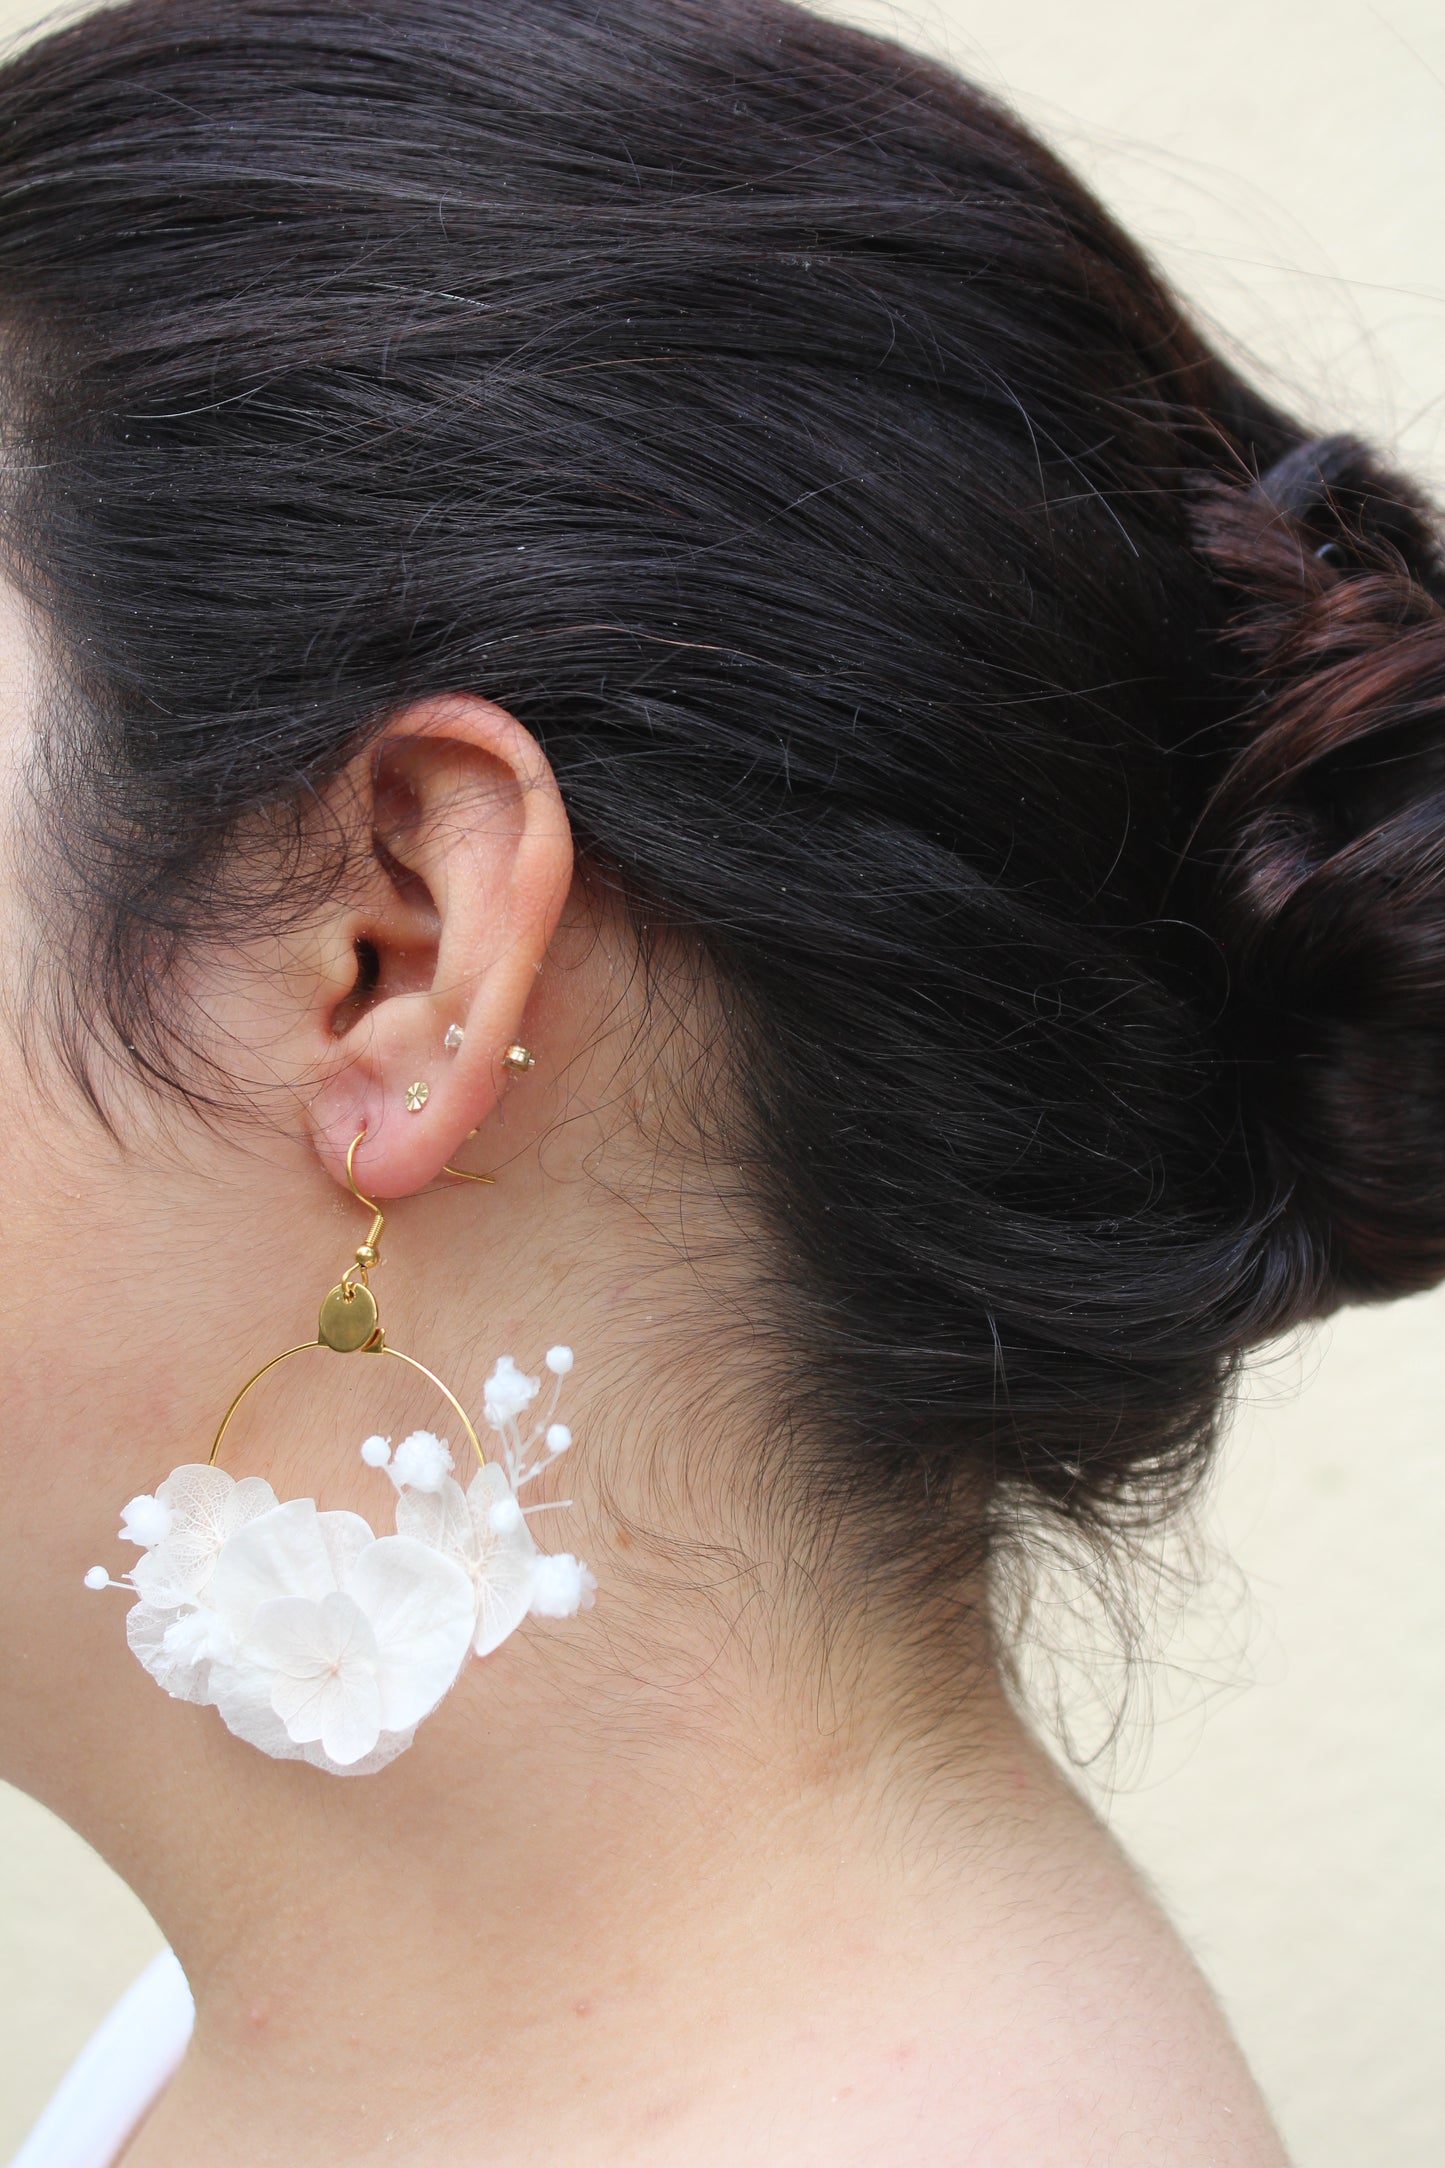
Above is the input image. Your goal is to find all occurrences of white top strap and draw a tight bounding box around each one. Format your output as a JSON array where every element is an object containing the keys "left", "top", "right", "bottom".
[{"left": 9, "top": 1951, "right": 193, "bottom": 2168}]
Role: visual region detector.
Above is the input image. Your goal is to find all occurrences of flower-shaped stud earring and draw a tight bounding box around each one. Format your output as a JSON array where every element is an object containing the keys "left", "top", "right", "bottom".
[{"left": 405, "top": 1079, "right": 430, "bottom": 1112}]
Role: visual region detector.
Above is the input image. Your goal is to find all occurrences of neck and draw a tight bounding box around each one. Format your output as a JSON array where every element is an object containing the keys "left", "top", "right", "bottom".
[
  {"left": 62, "top": 1441, "right": 1111, "bottom": 2168},
  {"left": 9, "top": 998, "right": 1286, "bottom": 2160},
  {"left": 119, "top": 1643, "right": 1102, "bottom": 2166},
  {"left": 9, "top": 1082, "right": 1243, "bottom": 2163}
]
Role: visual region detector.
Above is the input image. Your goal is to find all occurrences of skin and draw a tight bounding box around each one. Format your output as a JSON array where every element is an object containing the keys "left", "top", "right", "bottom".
[{"left": 0, "top": 577, "right": 1289, "bottom": 2166}]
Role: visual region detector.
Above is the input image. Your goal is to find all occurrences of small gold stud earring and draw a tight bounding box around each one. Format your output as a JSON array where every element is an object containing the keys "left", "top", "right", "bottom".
[
  {"left": 501, "top": 1044, "right": 535, "bottom": 1075},
  {"left": 404, "top": 1079, "right": 430, "bottom": 1113}
]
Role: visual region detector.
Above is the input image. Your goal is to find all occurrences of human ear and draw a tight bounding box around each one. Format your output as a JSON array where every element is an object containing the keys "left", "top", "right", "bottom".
[{"left": 306, "top": 694, "right": 573, "bottom": 1197}]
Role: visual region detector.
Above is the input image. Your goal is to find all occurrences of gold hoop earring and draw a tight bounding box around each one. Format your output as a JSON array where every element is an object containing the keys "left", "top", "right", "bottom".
[
  {"left": 208, "top": 1129, "right": 484, "bottom": 1470},
  {"left": 85, "top": 1123, "right": 596, "bottom": 1776}
]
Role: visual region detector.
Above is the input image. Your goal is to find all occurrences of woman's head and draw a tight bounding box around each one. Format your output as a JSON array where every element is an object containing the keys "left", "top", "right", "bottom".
[{"left": 0, "top": 0, "right": 1443, "bottom": 1766}]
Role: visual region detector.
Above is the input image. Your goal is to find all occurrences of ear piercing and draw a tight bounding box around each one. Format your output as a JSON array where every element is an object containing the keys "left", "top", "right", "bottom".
[
  {"left": 405, "top": 1044, "right": 530, "bottom": 1114},
  {"left": 443, "top": 1028, "right": 530, "bottom": 1070}
]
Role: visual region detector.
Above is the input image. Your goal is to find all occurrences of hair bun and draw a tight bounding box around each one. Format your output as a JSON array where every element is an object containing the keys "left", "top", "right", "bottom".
[{"left": 1192, "top": 436, "right": 1445, "bottom": 1305}]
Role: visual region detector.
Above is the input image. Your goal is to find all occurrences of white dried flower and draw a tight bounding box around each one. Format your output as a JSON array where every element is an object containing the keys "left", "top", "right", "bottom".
[
  {"left": 119, "top": 1494, "right": 174, "bottom": 1547},
  {"left": 101, "top": 1340, "right": 594, "bottom": 1775},
  {"left": 191, "top": 1499, "right": 472, "bottom": 1769},
  {"left": 528, "top": 1552, "right": 596, "bottom": 1619},
  {"left": 483, "top": 1355, "right": 540, "bottom": 1428},
  {"left": 128, "top": 1465, "right": 280, "bottom": 1610},
  {"left": 161, "top": 1607, "right": 238, "bottom": 1667},
  {"left": 487, "top": 1494, "right": 523, "bottom": 1535},
  {"left": 391, "top": 1430, "right": 453, "bottom": 1491},
  {"left": 396, "top": 1463, "right": 538, "bottom": 1658}
]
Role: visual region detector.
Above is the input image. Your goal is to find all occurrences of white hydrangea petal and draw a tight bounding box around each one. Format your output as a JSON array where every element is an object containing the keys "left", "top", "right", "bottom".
[
  {"left": 247, "top": 1591, "right": 383, "bottom": 1765},
  {"left": 201, "top": 1650, "right": 405, "bottom": 1774},
  {"left": 210, "top": 1658, "right": 312, "bottom": 1759},
  {"left": 161, "top": 1608, "right": 237, "bottom": 1669},
  {"left": 305, "top": 1726, "right": 416, "bottom": 1776},
  {"left": 131, "top": 1469, "right": 237, "bottom": 1602},
  {"left": 206, "top": 1498, "right": 339, "bottom": 1630},
  {"left": 473, "top": 1542, "right": 537, "bottom": 1656},
  {"left": 227, "top": 1476, "right": 282, "bottom": 1534},
  {"left": 313, "top": 1672, "right": 385, "bottom": 1766},
  {"left": 470, "top": 1456, "right": 541, "bottom": 1560},
  {"left": 131, "top": 1466, "right": 283, "bottom": 1606},
  {"left": 136, "top": 1543, "right": 209, "bottom": 1604},
  {"left": 267, "top": 1672, "right": 333, "bottom": 1739},
  {"left": 465, "top": 1464, "right": 540, "bottom": 1656},
  {"left": 344, "top": 1536, "right": 475, "bottom": 1730},
  {"left": 191, "top": 1630, "right": 409, "bottom": 1777},
  {"left": 126, "top": 1601, "right": 213, "bottom": 1701},
  {"left": 246, "top": 1589, "right": 378, "bottom": 1680},
  {"left": 269, "top": 1662, "right": 382, "bottom": 1762},
  {"left": 154, "top": 1463, "right": 241, "bottom": 1537},
  {"left": 130, "top": 1545, "right": 205, "bottom": 1611},
  {"left": 394, "top": 1474, "right": 472, "bottom": 1558},
  {"left": 317, "top": 1509, "right": 375, "bottom": 1587}
]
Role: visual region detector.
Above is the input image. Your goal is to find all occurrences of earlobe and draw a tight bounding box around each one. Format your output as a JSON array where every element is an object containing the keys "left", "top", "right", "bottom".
[{"left": 306, "top": 695, "right": 573, "bottom": 1197}]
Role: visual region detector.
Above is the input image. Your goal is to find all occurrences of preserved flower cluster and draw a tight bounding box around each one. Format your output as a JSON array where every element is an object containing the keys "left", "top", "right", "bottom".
[{"left": 87, "top": 1349, "right": 594, "bottom": 1775}]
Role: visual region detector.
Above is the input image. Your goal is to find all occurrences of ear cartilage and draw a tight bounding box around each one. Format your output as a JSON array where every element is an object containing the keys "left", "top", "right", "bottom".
[
  {"left": 444, "top": 1023, "right": 465, "bottom": 1053},
  {"left": 404, "top": 1079, "right": 431, "bottom": 1112}
]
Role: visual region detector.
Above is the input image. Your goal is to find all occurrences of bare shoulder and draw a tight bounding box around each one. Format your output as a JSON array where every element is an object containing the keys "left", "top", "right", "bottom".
[
  {"left": 893, "top": 1836, "right": 1291, "bottom": 2168},
  {"left": 747, "top": 1801, "right": 1292, "bottom": 2168}
]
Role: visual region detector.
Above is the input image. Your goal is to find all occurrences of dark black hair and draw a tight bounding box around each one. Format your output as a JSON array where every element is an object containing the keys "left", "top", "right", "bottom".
[{"left": 2, "top": 0, "right": 1443, "bottom": 1585}]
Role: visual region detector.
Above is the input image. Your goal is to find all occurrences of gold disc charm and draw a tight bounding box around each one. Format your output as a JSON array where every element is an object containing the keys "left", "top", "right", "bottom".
[
  {"left": 318, "top": 1279, "right": 381, "bottom": 1353},
  {"left": 205, "top": 1129, "right": 488, "bottom": 1473}
]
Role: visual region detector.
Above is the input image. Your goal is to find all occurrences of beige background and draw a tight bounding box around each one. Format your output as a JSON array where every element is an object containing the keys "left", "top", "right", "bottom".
[{"left": 2, "top": 1, "right": 1443, "bottom": 2161}]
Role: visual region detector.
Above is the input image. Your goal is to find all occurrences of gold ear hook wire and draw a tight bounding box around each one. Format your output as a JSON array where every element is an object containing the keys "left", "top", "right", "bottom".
[
  {"left": 344, "top": 1128, "right": 387, "bottom": 1278},
  {"left": 442, "top": 1125, "right": 495, "bottom": 1186},
  {"left": 207, "top": 1125, "right": 486, "bottom": 1473}
]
